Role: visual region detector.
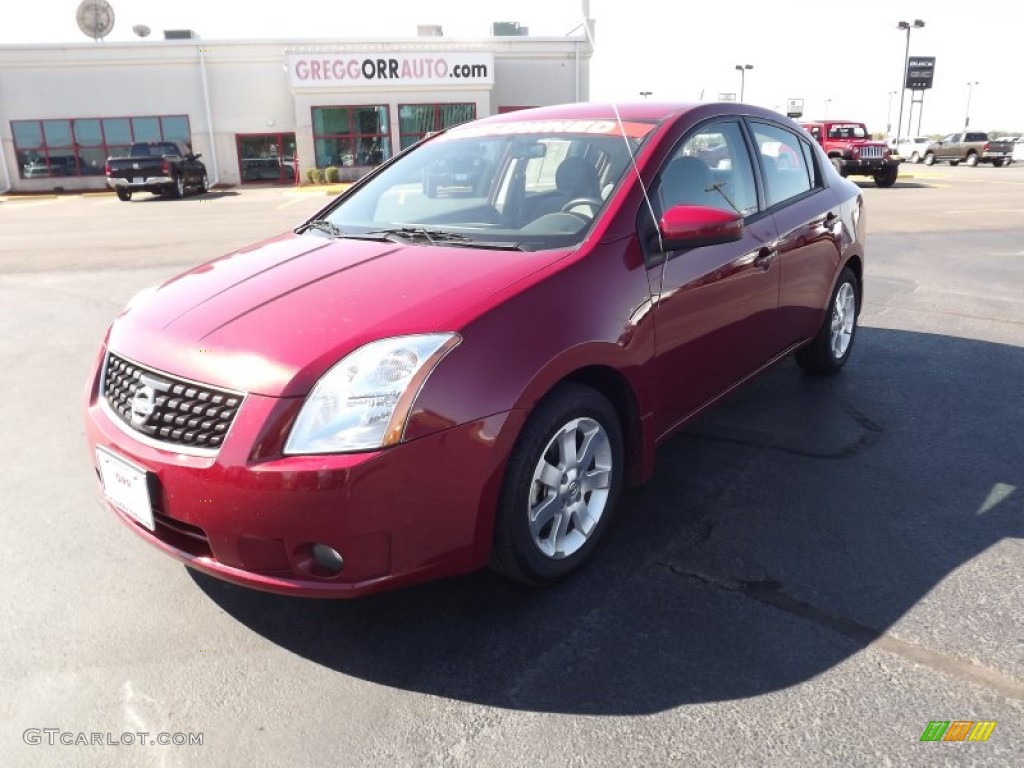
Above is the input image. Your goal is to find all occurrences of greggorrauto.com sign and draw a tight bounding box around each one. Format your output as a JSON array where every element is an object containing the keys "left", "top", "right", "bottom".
[{"left": 287, "top": 52, "right": 495, "bottom": 88}]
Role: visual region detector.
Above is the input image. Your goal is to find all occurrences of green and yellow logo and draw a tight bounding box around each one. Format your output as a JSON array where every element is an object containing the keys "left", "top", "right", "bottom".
[{"left": 920, "top": 721, "right": 997, "bottom": 742}]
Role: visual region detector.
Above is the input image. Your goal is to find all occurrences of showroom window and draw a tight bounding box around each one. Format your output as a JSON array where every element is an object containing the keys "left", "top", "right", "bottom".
[
  {"left": 311, "top": 106, "right": 390, "bottom": 169},
  {"left": 398, "top": 104, "right": 476, "bottom": 150},
  {"left": 12, "top": 115, "right": 191, "bottom": 179}
]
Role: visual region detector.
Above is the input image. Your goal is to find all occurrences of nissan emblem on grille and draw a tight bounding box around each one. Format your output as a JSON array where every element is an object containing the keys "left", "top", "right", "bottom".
[
  {"left": 103, "top": 352, "right": 243, "bottom": 452},
  {"left": 130, "top": 385, "right": 156, "bottom": 425}
]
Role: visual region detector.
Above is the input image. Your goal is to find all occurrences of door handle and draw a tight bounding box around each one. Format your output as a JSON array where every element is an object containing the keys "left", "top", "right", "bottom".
[{"left": 754, "top": 247, "right": 776, "bottom": 270}]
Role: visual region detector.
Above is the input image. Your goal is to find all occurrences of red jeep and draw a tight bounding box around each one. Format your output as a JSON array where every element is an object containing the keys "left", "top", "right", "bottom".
[{"left": 801, "top": 120, "right": 901, "bottom": 187}]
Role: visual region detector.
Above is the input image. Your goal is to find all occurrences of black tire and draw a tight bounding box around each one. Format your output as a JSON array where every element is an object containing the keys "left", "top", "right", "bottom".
[
  {"left": 830, "top": 157, "right": 845, "bottom": 176},
  {"left": 115, "top": 188, "right": 132, "bottom": 202},
  {"left": 923, "top": 152, "right": 935, "bottom": 166},
  {"left": 993, "top": 158, "right": 1005, "bottom": 168},
  {"left": 874, "top": 167, "right": 898, "bottom": 188},
  {"left": 965, "top": 153, "right": 978, "bottom": 167},
  {"left": 491, "top": 383, "right": 624, "bottom": 585},
  {"left": 909, "top": 151, "right": 921, "bottom": 163},
  {"left": 173, "top": 174, "right": 185, "bottom": 199},
  {"left": 795, "top": 266, "right": 859, "bottom": 375},
  {"left": 199, "top": 171, "right": 209, "bottom": 193},
  {"left": 949, "top": 160, "right": 960, "bottom": 166}
]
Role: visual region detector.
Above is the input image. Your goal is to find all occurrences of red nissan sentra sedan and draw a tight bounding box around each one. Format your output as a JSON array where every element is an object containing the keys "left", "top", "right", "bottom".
[{"left": 84, "top": 102, "right": 865, "bottom": 597}]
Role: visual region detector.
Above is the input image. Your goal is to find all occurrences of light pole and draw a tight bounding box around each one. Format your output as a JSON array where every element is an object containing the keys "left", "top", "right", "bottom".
[
  {"left": 895, "top": 19, "right": 925, "bottom": 146},
  {"left": 964, "top": 81, "right": 979, "bottom": 132},
  {"left": 735, "top": 64, "right": 753, "bottom": 102},
  {"left": 639, "top": 91, "right": 652, "bottom": 100},
  {"left": 824, "top": 98, "right": 832, "bottom": 119},
  {"left": 887, "top": 90, "right": 896, "bottom": 136}
]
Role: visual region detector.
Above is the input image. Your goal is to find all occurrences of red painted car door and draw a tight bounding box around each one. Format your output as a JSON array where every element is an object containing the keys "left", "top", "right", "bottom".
[
  {"left": 748, "top": 121, "right": 843, "bottom": 349},
  {"left": 642, "top": 119, "right": 783, "bottom": 439}
]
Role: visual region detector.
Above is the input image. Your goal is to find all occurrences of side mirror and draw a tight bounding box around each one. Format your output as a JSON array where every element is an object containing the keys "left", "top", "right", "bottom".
[
  {"left": 659, "top": 205, "right": 743, "bottom": 250},
  {"left": 194, "top": 153, "right": 202, "bottom": 160}
]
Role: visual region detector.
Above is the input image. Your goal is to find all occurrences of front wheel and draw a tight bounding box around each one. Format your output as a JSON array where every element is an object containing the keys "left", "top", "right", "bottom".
[
  {"left": 795, "top": 266, "right": 859, "bottom": 375},
  {"left": 491, "top": 383, "right": 624, "bottom": 585},
  {"left": 993, "top": 158, "right": 1006, "bottom": 168},
  {"left": 830, "top": 157, "right": 845, "bottom": 177},
  {"left": 874, "top": 167, "right": 898, "bottom": 188},
  {"left": 923, "top": 152, "right": 935, "bottom": 166},
  {"left": 199, "top": 171, "right": 209, "bottom": 193},
  {"left": 909, "top": 151, "right": 921, "bottom": 163},
  {"left": 949, "top": 160, "right": 960, "bottom": 166}
]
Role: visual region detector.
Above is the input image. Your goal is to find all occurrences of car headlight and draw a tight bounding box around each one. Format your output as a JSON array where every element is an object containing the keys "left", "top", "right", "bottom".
[{"left": 284, "top": 333, "right": 461, "bottom": 454}]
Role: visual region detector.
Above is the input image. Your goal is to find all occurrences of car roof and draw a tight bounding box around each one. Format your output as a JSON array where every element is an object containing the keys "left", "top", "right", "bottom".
[{"left": 473, "top": 101, "right": 805, "bottom": 131}]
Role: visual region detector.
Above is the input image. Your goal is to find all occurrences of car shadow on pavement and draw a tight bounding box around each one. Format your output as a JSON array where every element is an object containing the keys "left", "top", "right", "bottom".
[
  {"left": 132, "top": 190, "right": 240, "bottom": 202},
  {"left": 193, "top": 327, "right": 1023, "bottom": 715},
  {"left": 854, "top": 180, "right": 933, "bottom": 189}
]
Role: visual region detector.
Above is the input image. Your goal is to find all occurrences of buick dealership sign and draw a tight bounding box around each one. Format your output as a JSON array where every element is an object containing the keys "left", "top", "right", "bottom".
[
  {"left": 287, "top": 52, "right": 495, "bottom": 88},
  {"left": 905, "top": 57, "right": 936, "bottom": 90}
]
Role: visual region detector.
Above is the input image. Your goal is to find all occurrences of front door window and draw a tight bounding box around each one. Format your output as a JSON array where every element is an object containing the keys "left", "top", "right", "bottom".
[{"left": 237, "top": 134, "right": 297, "bottom": 183}]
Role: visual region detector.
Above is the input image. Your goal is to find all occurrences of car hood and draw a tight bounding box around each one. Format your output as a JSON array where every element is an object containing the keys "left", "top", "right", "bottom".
[{"left": 108, "top": 232, "right": 568, "bottom": 396}]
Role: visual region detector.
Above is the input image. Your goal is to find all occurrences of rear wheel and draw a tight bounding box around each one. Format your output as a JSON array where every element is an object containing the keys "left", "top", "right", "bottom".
[
  {"left": 115, "top": 188, "right": 131, "bottom": 202},
  {"left": 923, "top": 152, "right": 935, "bottom": 166},
  {"left": 173, "top": 174, "right": 185, "bottom": 199},
  {"left": 199, "top": 171, "right": 209, "bottom": 193},
  {"left": 965, "top": 153, "right": 979, "bottom": 167},
  {"left": 993, "top": 158, "right": 1005, "bottom": 168},
  {"left": 949, "top": 160, "right": 960, "bottom": 166},
  {"left": 795, "top": 267, "right": 859, "bottom": 375},
  {"left": 874, "top": 167, "right": 898, "bottom": 188},
  {"left": 491, "top": 383, "right": 623, "bottom": 585}
]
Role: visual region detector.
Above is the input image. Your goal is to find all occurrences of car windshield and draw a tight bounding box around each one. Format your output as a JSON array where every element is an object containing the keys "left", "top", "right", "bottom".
[
  {"left": 827, "top": 124, "right": 869, "bottom": 140},
  {"left": 317, "top": 118, "right": 656, "bottom": 251}
]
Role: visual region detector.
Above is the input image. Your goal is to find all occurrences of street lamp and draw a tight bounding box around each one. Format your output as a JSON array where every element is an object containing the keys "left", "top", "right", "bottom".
[
  {"left": 639, "top": 91, "right": 653, "bottom": 100},
  {"left": 735, "top": 64, "right": 753, "bottom": 102},
  {"left": 964, "top": 81, "right": 979, "bottom": 131},
  {"left": 887, "top": 90, "right": 896, "bottom": 136},
  {"left": 895, "top": 19, "right": 925, "bottom": 146},
  {"left": 824, "top": 97, "right": 832, "bottom": 119}
]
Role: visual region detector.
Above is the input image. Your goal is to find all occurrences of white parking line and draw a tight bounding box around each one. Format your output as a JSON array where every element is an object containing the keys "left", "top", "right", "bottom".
[
  {"left": 0, "top": 196, "right": 69, "bottom": 210},
  {"left": 942, "top": 209, "right": 1024, "bottom": 214}
]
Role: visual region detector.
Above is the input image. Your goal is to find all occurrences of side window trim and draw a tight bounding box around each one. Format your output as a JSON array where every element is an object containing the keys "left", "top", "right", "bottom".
[{"left": 744, "top": 118, "right": 820, "bottom": 209}]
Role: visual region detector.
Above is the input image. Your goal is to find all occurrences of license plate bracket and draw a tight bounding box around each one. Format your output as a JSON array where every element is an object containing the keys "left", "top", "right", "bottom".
[{"left": 96, "top": 447, "right": 155, "bottom": 531}]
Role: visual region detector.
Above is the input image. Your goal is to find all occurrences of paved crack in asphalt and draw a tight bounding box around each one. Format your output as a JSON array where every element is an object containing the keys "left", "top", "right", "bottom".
[
  {"left": 686, "top": 403, "right": 883, "bottom": 460},
  {"left": 659, "top": 563, "right": 1024, "bottom": 703}
]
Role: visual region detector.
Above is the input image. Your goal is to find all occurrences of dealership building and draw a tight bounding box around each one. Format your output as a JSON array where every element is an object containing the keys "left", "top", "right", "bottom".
[{"left": 0, "top": 24, "right": 593, "bottom": 193}]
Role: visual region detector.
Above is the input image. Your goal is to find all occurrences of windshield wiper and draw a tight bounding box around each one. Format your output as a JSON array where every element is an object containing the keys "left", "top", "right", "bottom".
[
  {"left": 364, "top": 227, "right": 522, "bottom": 250},
  {"left": 364, "top": 226, "right": 471, "bottom": 243},
  {"left": 296, "top": 219, "right": 347, "bottom": 238}
]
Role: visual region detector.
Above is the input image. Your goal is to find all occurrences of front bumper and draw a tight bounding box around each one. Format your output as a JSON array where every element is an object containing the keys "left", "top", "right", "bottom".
[
  {"left": 839, "top": 157, "right": 901, "bottom": 172},
  {"left": 85, "top": 354, "right": 521, "bottom": 598}
]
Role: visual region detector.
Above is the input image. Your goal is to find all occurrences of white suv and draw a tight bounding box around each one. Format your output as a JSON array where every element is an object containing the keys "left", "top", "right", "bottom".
[{"left": 888, "top": 136, "right": 932, "bottom": 163}]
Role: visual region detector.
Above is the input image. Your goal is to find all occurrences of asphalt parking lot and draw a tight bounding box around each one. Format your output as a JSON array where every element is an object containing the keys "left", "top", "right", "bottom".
[{"left": 1, "top": 165, "right": 1022, "bottom": 767}]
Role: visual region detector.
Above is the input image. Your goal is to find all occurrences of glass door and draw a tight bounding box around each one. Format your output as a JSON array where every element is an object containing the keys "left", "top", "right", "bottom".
[{"left": 236, "top": 133, "right": 297, "bottom": 184}]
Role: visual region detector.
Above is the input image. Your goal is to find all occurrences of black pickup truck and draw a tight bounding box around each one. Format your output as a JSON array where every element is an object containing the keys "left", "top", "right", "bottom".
[{"left": 105, "top": 141, "right": 208, "bottom": 201}]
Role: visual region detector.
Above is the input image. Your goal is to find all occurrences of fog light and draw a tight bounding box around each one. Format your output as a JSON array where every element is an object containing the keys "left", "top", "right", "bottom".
[{"left": 311, "top": 543, "right": 344, "bottom": 574}]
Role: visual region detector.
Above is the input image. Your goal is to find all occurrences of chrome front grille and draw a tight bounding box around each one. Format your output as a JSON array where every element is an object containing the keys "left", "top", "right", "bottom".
[
  {"left": 102, "top": 352, "right": 243, "bottom": 452},
  {"left": 859, "top": 146, "right": 884, "bottom": 159}
]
